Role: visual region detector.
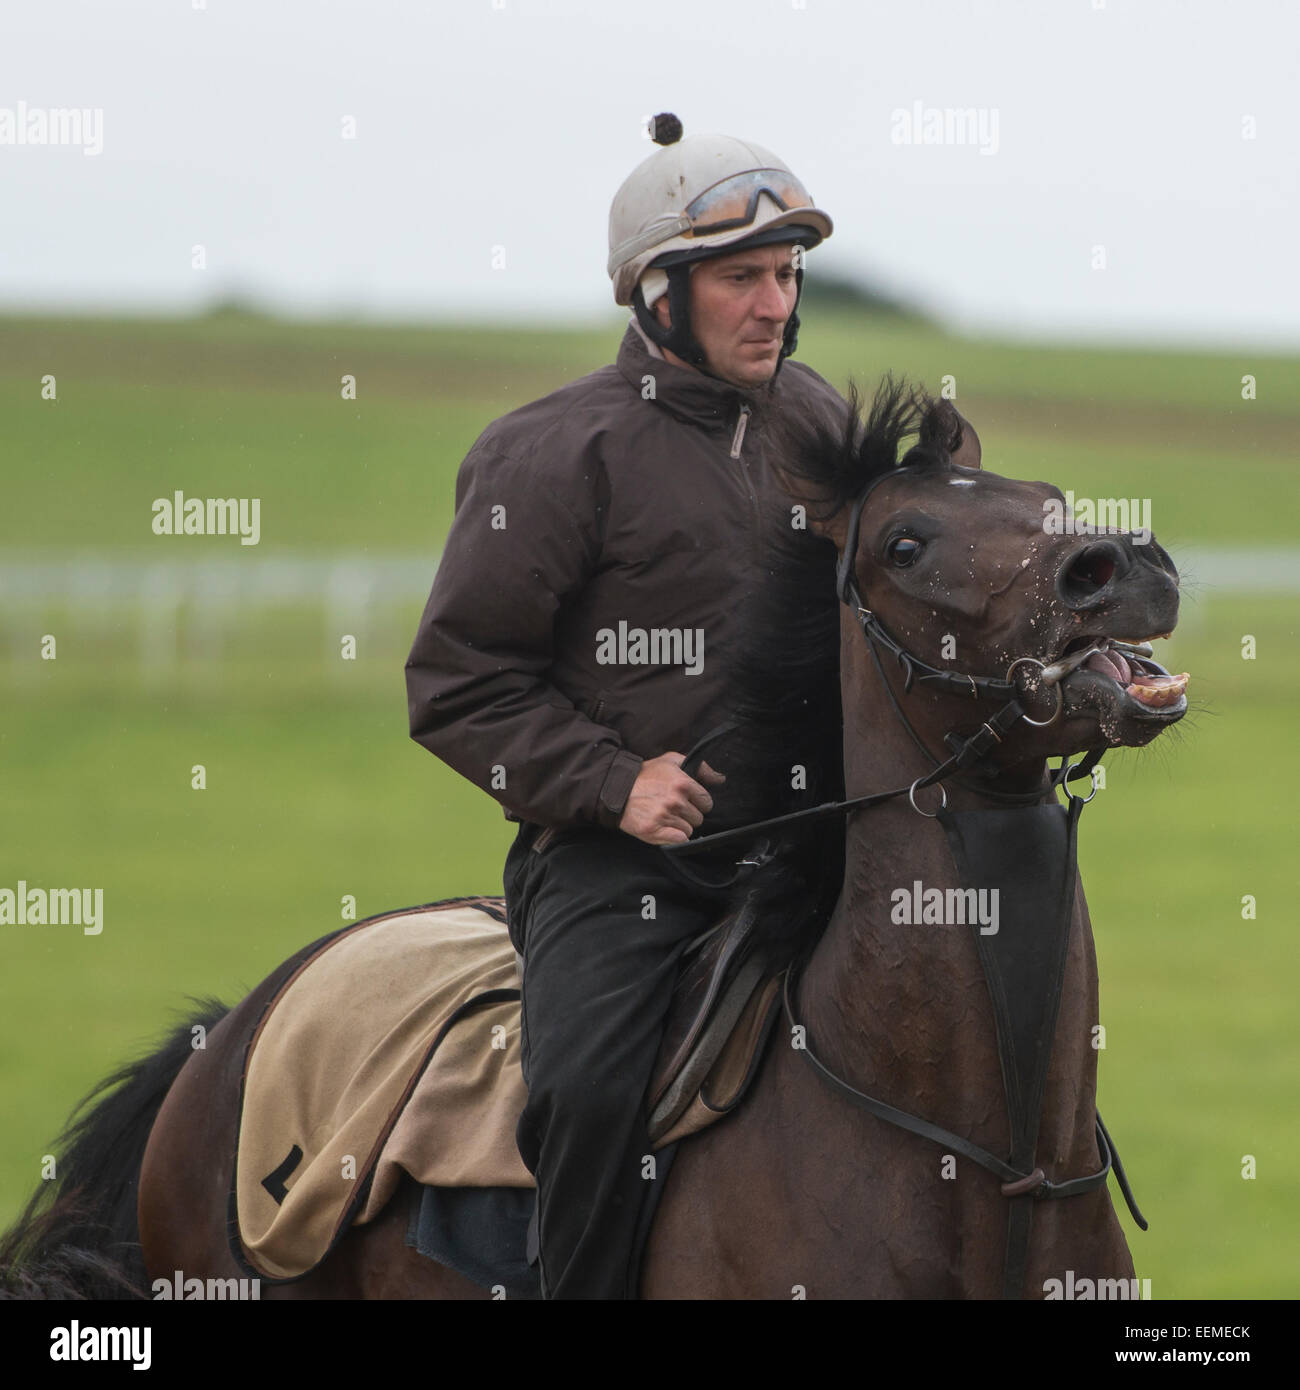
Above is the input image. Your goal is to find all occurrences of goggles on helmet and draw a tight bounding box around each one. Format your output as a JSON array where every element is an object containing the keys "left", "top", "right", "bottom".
[{"left": 683, "top": 168, "right": 816, "bottom": 236}]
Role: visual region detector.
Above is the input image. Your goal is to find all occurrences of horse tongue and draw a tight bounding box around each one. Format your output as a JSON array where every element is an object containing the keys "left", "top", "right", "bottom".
[{"left": 1083, "top": 649, "right": 1131, "bottom": 684}]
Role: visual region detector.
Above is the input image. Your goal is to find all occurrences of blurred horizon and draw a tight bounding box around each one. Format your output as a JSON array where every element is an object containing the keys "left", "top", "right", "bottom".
[
  {"left": 5, "top": 294, "right": 1300, "bottom": 365},
  {"left": 2, "top": 0, "right": 1297, "bottom": 351}
]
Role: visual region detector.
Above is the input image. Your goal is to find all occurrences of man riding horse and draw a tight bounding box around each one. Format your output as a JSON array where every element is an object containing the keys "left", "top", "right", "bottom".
[{"left": 405, "top": 114, "right": 975, "bottom": 1298}]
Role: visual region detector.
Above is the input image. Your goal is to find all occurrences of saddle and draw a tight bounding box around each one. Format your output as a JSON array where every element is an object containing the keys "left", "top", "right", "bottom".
[{"left": 230, "top": 895, "right": 782, "bottom": 1284}]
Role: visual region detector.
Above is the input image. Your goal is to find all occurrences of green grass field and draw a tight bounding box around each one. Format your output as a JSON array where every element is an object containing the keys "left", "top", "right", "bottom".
[{"left": 1, "top": 309, "right": 1296, "bottom": 1298}]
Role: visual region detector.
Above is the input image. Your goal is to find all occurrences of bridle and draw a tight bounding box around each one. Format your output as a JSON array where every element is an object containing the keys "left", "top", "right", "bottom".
[
  {"left": 662, "top": 465, "right": 1149, "bottom": 1298},
  {"left": 665, "top": 469, "right": 1106, "bottom": 870}
]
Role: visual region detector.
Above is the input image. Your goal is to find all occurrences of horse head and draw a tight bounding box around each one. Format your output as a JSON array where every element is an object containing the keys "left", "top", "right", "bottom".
[{"left": 779, "top": 377, "right": 1189, "bottom": 785}]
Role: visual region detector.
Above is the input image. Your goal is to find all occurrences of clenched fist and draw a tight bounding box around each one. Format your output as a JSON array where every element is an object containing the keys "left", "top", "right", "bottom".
[{"left": 619, "top": 752, "right": 726, "bottom": 846}]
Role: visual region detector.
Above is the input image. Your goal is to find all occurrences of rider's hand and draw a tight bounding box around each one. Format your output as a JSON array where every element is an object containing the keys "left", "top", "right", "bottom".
[{"left": 618, "top": 752, "right": 726, "bottom": 846}]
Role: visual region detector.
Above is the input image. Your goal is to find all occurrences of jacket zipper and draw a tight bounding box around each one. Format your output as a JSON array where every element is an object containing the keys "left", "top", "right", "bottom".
[{"left": 730, "top": 404, "right": 761, "bottom": 528}]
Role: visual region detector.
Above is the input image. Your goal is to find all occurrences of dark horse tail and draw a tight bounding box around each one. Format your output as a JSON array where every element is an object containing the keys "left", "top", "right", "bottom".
[{"left": 0, "top": 998, "right": 229, "bottom": 1300}]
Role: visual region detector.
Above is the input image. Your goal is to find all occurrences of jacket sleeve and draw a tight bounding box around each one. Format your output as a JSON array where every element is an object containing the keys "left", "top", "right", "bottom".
[{"left": 404, "top": 433, "right": 643, "bottom": 830}]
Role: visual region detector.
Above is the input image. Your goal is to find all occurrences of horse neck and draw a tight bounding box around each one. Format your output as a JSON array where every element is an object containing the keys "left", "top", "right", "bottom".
[{"left": 797, "top": 609, "right": 1101, "bottom": 1164}]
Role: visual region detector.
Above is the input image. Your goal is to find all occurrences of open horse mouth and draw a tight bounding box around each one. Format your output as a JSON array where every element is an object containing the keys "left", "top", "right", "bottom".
[{"left": 1050, "top": 634, "right": 1189, "bottom": 715}]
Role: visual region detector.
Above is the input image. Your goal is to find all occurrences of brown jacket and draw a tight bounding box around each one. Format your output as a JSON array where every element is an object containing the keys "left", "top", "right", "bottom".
[{"left": 405, "top": 322, "right": 848, "bottom": 830}]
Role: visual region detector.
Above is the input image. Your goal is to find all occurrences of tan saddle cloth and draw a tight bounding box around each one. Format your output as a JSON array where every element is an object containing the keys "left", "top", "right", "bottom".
[{"left": 232, "top": 897, "right": 780, "bottom": 1282}]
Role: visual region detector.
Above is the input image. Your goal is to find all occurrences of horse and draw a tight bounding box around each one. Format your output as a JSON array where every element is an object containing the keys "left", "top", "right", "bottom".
[{"left": 0, "top": 378, "right": 1188, "bottom": 1300}]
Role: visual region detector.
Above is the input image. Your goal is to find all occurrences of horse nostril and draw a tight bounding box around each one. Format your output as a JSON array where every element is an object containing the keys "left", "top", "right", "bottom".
[
  {"left": 1142, "top": 537, "right": 1179, "bottom": 579},
  {"left": 1058, "top": 541, "right": 1128, "bottom": 607}
]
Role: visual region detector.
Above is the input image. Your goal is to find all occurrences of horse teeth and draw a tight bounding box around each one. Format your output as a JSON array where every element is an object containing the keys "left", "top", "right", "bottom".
[{"left": 1124, "top": 673, "right": 1189, "bottom": 707}]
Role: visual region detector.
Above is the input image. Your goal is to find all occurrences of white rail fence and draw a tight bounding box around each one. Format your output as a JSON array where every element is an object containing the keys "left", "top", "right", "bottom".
[
  {"left": 1, "top": 549, "right": 1295, "bottom": 673},
  {"left": 1, "top": 555, "right": 437, "bottom": 672}
]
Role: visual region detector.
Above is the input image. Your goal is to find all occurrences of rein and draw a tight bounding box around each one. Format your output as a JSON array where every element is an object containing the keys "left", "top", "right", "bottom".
[{"left": 661, "top": 467, "right": 1145, "bottom": 1299}]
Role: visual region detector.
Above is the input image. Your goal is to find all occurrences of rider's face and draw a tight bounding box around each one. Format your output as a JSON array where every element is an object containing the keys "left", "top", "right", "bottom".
[{"left": 653, "top": 244, "right": 800, "bottom": 387}]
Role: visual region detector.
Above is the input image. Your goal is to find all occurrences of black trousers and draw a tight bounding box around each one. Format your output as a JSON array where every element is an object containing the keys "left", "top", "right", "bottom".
[{"left": 502, "top": 822, "right": 719, "bottom": 1299}]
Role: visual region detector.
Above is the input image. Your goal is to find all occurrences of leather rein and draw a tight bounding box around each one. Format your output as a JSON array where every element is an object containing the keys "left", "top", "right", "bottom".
[{"left": 662, "top": 468, "right": 1148, "bottom": 1298}]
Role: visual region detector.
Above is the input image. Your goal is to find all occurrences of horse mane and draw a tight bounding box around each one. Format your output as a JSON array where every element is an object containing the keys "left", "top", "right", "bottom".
[
  {"left": 713, "top": 375, "right": 965, "bottom": 945},
  {"left": 778, "top": 371, "right": 967, "bottom": 520}
]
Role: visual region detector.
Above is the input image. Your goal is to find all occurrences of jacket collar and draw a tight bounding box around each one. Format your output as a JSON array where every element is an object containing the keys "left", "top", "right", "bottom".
[{"left": 616, "top": 322, "right": 776, "bottom": 433}]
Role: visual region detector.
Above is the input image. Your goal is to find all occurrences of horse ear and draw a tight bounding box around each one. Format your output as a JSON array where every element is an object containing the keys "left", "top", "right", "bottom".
[
  {"left": 949, "top": 409, "right": 982, "bottom": 469},
  {"left": 774, "top": 467, "right": 851, "bottom": 549},
  {"left": 807, "top": 503, "right": 850, "bottom": 551}
]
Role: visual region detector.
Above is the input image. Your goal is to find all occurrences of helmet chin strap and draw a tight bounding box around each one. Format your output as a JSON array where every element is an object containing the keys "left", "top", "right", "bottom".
[
  {"left": 632, "top": 265, "right": 709, "bottom": 369},
  {"left": 632, "top": 263, "right": 805, "bottom": 385}
]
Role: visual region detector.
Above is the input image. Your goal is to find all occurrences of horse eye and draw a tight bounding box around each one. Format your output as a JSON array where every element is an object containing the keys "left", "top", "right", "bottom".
[{"left": 887, "top": 536, "right": 923, "bottom": 567}]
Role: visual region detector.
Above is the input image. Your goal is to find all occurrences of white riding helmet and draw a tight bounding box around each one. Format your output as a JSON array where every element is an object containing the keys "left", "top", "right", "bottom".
[{"left": 607, "top": 113, "right": 834, "bottom": 372}]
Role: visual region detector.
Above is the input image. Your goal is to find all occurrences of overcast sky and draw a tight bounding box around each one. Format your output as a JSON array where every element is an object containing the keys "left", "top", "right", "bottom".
[{"left": 1, "top": 0, "right": 1295, "bottom": 348}]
